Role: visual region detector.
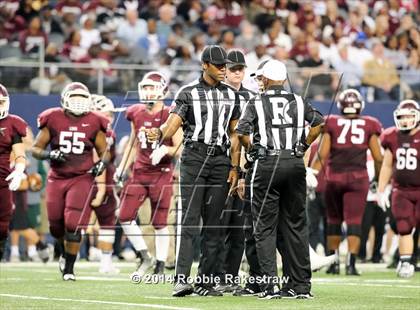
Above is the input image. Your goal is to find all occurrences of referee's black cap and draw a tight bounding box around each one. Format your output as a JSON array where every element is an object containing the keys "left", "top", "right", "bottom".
[
  {"left": 201, "top": 45, "right": 230, "bottom": 65},
  {"left": 227, "top": 50, "right": 247, "bottom": 68}
]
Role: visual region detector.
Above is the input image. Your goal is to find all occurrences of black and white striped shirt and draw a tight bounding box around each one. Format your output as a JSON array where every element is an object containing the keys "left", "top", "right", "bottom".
[
  {"left": 171, "top": 76, "right": 241, "bottom": 146},
  {"left": 236, "top": 85, "right": 323, "bottom": 150}
]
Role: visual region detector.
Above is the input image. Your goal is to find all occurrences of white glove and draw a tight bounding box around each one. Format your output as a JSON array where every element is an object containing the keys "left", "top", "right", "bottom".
[
  {"left": 150, "top": 145, "right": 168, "bottom": 166},
  {"left": 6, "top": 163, "right": 26, "bottom": 191},
  {"left": 377, "top": 185, "right": 392, "bottom": 211},
  {"left": 306, "top": 167, "right": 318, "bottom": 189}
]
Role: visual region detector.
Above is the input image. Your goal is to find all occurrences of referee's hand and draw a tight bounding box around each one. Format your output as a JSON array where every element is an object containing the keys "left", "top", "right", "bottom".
[{"left": 227, "top": 168, "right": 239, "bottom": 196}]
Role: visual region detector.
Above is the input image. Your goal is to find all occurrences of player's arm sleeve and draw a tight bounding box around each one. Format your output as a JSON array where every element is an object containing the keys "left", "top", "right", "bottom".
[
  {"left": 235, "top": 100, "right": 256, "bottom": 135},
  {"left": 125, "top": 105, "right": 136, "bottom": 122},
  {"left": 37, "top": 111, "right": 49, "bottom": 129},
  {"left": 170, "top": 89, "right": 189, "bottom": 122},
  {"left": 370, "top": 118, "right": 383, "bottom": 137},
  {"left": 304, "top": 99, "right": 324, "bottom": 127},
  {"left": 380, "top": 131, "right": 390, "bottom": 150},
  {"left": 12, "top": 117, "right": 28, "bottom": 145}
]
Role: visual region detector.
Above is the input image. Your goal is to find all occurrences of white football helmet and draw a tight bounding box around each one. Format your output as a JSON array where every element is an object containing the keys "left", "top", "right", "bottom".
[
  {"left": 61, "top": 82, "right": 91, "bottom": 115},
  {"left": 138, "top": 71, "right": 168, "bottom": 104},
  {"left": 91, "top": 94, "right": 126, "bottom": 113},
  {"left": 393, "top": 99, "right": 419, "bottom": 131},
  {"left": 0, "top": 83, "right": 10, "bottom": 120}
]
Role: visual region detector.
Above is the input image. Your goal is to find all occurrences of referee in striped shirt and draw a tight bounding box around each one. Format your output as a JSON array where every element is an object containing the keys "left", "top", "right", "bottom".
[
  {"left": 146, "top": 45, "right": 241, "bottom": 297},
  {"left": 236, "top": 59, "right": 324, "bottom": 299}
]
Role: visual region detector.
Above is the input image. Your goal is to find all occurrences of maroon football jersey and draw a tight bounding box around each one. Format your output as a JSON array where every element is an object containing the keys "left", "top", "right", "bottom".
[
  {"left": 105, "top": 129, "right": 116, "bottom": 190},
  {"left": 324, "top": 115, "right": 382, "bottom": 173},
  {"left": 126, "top": 104, "right": 174, "bottom": 172},
  {"left": 38, "top": 108, "right": 109, "bottom": 179},
  {"left": 381, "top": 127, "right": 420, "bottom": 189},
  {"left": 0, "top": 114, "right": 27, "bottom": 185}
]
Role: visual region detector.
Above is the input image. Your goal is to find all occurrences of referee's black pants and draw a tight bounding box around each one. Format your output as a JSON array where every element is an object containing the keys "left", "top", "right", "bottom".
[
  {"left": 175, "top": 147, "right": 230, "bottom": 282},
  {"left": 251, "top": 155, "right": 311, "bottom": 293},
  {"left": 217, "top": 194, "right": 245, "bottom": 282}
]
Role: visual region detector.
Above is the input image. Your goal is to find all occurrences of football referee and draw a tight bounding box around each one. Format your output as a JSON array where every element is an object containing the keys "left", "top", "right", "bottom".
[
  {"left": 236, "top": 59, "right": 324, "bottom": 299},
  {"left": 146, "top": 45, "right": 241, "bottom": 297}
]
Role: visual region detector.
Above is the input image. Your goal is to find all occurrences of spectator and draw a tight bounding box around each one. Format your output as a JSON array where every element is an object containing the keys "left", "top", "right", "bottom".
[
  {"left": 374, "top": 14, "right": 390, "bottom": 43},
  {"left": 384, "top": 34, "right": 407, "bottom": 69},
  {"left": 331, "top": 41, "right": 363, "bottom": 89},
  {"left": 245, "top": 43, "right": 270, "bottom": 73},
  {"left": 298, "top": 41, "right": 335, "bottom": 100},
  {"left": 79, "top": 14, "right": 101, "bottom": 49},
  {"left": 219, "top": 30, "right": 235, "bottom": 51},
  {"left": 235, "top": 20, "right": 259, "bottom": 54},
  {"left": 62, "top": 30, "right": 88, "bottom": 62},
  {"left": 171, "top": 44, "right": 200, "bottom": 83},
  {"left": 362, "top": 39, "right": 400, "bottom": 101},
  {"left": 343, "top": 9, "right": 362, "bottom": 38},
  {"left": 348, "top": 32, "right": 373, "bottom": 74},
  {"left": 157, "top": 3, "right": 175, "bottom": 41},
  {"left": 401, "top": 49, "right": 420, "bottom": 99},
  {"left": 40, "top": 5, "right": 63, "bottom": 36},
  {"left": 262, "top": 18, "right": 292, "bottom": 53},
  {"left": 19, "top": 16, "right": 48, "bottom": 55},
  {"left": 15, "top": 0, "right": 41, "bottom": 22},
  {"left": 138, "top": 18, "right": 167, "bottom": 61},
  {"left": 285, "top": 11, "right": 300, "bottom": 40},
  {"left": 319, "top": 25, "right": 338, "bottom": 66},
  {"left": 190, "top": 31, "right": 206, "bottom": 61},
  {"left": 116, "top": 8, "right": 147, "bottom": 48},
  {"left": 289, "top": 31, "right": 310, "bottom": 63}
]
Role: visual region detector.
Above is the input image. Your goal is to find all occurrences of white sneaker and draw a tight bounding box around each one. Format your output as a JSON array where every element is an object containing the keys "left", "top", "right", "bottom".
[
  {"left": 99, "top": 264, "right": 120, "bottom": 274},
  {"left": 397, "top": 261, "right": 414, "bottom": 278},
  {"left": 58, "top": 255, "right": 65, "bottom": 273},
  {"left": 63, "top": 273, "right": 76, "bottom": 281},
  {"left": 310, "top": 247, "right": 336, "bottom": 271}
]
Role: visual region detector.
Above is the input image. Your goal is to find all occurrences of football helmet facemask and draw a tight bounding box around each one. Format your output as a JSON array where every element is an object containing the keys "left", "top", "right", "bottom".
[
  {"left": 138, "top": 72, "right": 168, "bottom": 105},
  {"left": 0, "top": 83, "right": 10, "bottom": 120},
  {"left": 337, "top": 89, "right": 365, "bottom": 115},
  {"left": 393, "top": 99, "right": 419, "bottom": 132},
  {"left": 61, "top": 82, "right": 91, "bottom": 115}
]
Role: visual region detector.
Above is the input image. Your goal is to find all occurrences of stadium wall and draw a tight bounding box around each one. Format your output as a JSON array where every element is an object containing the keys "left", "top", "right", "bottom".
[{"left": 10, "top": 94, "right": 398, "bottom": 139}]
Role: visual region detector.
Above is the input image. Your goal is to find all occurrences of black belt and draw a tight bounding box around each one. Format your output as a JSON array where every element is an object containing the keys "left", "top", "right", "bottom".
[{"left": 185, "top": 141, "right": 228, "bottom": 156}]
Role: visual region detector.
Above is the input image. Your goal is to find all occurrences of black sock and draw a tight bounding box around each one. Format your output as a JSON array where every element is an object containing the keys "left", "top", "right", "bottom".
[
  {"left": 347, "top": 253, "right": 356, "bottom": 267},
  {"left": 64, "top": 253, "right": 77, "bottom": 274}
]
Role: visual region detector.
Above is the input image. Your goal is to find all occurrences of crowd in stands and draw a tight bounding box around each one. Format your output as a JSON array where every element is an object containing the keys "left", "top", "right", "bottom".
[{"left": 0, "top": 0, "right": 419, "bottom": 100}]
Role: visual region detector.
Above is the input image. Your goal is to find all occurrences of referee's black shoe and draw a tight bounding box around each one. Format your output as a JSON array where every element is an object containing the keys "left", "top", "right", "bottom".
[
  {"left": 345, "top": 264, "right": 361, "bottom": 276},
  {"left": 280, "top": 288, "right": 314, "bottom": 299},
  {"left": 233, "top": 283, "right": 262, "bottom": 296},
  {"left": 193, "top": 284, "right": 223, "bottom": 297},
  {"left": 258, "top": 285, "right": 281, "bottom": 299},
  {"left": 326, "top": 262, "right": 340, "bottom": 274},
  {"left": 172, "top": 281, "right": 194, "bottom": 297}
]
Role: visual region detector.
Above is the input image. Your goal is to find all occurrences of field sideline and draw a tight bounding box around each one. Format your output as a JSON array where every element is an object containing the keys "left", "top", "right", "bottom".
[{"left": 0, "top": 262, "right": 419, "bottom": 310}]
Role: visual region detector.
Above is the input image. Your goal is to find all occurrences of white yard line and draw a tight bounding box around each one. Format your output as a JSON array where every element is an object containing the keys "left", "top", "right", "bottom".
[
  {"left": 0, "top": 294, "right": 199, "bottom": 310},
  {"left": 315, "top": 281, "right": 420, "bottom": 289}
]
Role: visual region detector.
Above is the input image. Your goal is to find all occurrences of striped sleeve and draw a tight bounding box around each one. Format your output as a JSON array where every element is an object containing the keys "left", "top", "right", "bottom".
[
  {"left": 170, "top": 86, "right": 190, "bottom": 122},
  {"left": 236, "top": 98, "right": 256, "bottom": 135}
]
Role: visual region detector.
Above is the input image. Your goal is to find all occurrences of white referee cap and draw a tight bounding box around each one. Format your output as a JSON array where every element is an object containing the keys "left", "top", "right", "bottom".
[{"left": 261, "top": 60, "right": 287, "bottom": 81}]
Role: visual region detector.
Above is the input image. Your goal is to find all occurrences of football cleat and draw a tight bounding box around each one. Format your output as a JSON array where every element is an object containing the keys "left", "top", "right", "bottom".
[
  {"left": 172, "top": 282, "right": 194, "bottom": 297},
  {"left": 58, "top": 255, "right": 66, "bottom": 274},
  {"left": 326, "top": 262, "right": 340, "bottom": 275},
  {"left": 135, "top": 256, "right": 154, "bottom": 278},
  {"left": 397, "top": 261, "right": 415, "bottom": 278},
  {"left": 63, "top": 273, "right": 76, "bottom": 281},
  {"left": 310, "top": 247, "right": 337, "bottom": 271},
  {"left": 36, "top": 243, "right": 50, "bottom": 263},
  {"left": 345, "top": 264, "right": 361, "bottom": 276},
  {"left": 193, "top": 284, "right": 223, "bottom": 297},
  {"left": 99, "top": 264, "right": 120, "bottom": 275}
]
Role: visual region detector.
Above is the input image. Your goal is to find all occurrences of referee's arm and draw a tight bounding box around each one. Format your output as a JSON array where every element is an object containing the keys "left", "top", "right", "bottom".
[
  {"left": 235, "top": 100, "right": 256, "bottom": 151},
  {"left": 303, "top": 99, "right": 324, "bottom": 146}
]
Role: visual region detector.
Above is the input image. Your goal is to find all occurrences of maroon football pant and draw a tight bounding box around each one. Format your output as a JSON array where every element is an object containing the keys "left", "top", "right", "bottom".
[
  {"left": 119, "top": 169, "right": 173, "bottom": 229},
  {"left": 0, "top": 185, "right": 12, "bottom": 240},
  {"left": 391, "top": 188, "right": 420, "bottom": 235},
  {"left": 324, "top": 173, "right": 369, "bottom": 235},
  {"left": 46, "top": 174, "right": 95, "bottom": 238}
]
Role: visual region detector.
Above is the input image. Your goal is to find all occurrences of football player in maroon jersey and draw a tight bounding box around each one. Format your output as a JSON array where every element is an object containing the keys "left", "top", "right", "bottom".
[
  {"left": 378, "top": 99, "right": 420, "bottom": 278},
  {"left": 0, "top": 83, "right": 28, "bottom": 260},
  {"left": 32, "top": 82, "right": 110, "bottom": 281},
  {"left": 115, "top": 72, "right": 183, "bottom": 277},
  {"left": 91, "top": 94, "right": 125, "bottom": 274},
  {"left": 311, "top": 89, "right": 383, "bottom": 275}
]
